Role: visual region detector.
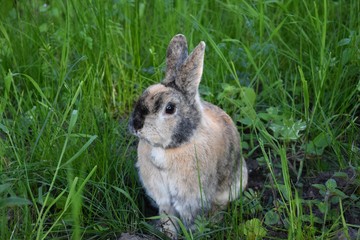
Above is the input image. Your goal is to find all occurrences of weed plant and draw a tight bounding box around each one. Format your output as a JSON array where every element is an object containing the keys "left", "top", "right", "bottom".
[{"left": 0, "top": 0, "right": 359, "bottom": 239}]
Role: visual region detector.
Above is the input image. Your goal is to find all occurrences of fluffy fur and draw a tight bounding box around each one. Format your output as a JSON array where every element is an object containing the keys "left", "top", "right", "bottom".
[{"left": 129, "top": 34, "right": 248, "bottom": 235}]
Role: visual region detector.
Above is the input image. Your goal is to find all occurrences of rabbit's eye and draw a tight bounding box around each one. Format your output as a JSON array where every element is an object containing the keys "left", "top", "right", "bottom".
[{"left": 165, "top": 103, "right": 176, "bottom": 114}]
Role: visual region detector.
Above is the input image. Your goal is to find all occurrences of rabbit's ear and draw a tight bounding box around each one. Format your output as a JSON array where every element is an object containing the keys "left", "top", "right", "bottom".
[
  {"left": 164, "top": 34, "right": 188, "bottom": 83},
  {"left": 176, "top": 41, "right": 205, "bottom": 99}
]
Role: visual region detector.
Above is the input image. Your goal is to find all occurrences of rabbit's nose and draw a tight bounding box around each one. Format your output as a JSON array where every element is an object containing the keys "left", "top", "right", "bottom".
[
  {"left": 131, "top": 101, "right": 149, "bottom": 131},
  {"left": 128, "top": 115, "right": 143, "bottom": 134},
  {"left": 132, "top": 117, "right": 144, "bottom": 131}
]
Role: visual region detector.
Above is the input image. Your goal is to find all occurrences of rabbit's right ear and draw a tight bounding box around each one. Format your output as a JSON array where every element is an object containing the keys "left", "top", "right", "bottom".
[{"left": 164, "top": 34, "right": 188, "bottom": 83}]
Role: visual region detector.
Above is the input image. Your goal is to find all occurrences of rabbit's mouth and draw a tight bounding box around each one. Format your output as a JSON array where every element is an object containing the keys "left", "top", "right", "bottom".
[
  {"left": 133, "top": 129, "right": 168, "bottom": 148},
  {"left": 128, "top": 122, "right": 140, "bottom": 138}
]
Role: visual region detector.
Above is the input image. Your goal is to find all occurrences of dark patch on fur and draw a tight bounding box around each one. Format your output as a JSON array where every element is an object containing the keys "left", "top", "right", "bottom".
[
  {"left": 130, "top": 93, "right": 150, "bottom": 131},
  {"left": 167, "top": 104, "right": 201, "bottom": 148},
  {"left": 217, "top": 142, "right": 233, "bottom": 188},
  {"left": 153, "top": 94, "right": 164, "bottom": 114},
  {"left": 161, "top": 80, "right": 184, "bottom": 95},
  {"left": 162, "top": 79, "right": 198, "bottom": 106}
]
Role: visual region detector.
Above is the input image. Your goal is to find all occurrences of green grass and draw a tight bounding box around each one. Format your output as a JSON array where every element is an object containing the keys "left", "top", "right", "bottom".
[{"left": 1, "top": 0, "right": 359, "bottom": 239}]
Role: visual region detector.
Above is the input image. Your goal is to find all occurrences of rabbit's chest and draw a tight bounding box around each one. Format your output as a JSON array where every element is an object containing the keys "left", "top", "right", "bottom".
[
  {"left": 150, "top": 147, "right": 167, "bottom": 169},
  {"left": 149, "top": 147, "right": 188, "bottom": 194}
]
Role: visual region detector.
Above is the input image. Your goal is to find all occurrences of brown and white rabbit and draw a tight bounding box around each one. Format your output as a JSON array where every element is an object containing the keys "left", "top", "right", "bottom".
[{"left": 129, "top": 34, "right": 248, "bottom": 236}]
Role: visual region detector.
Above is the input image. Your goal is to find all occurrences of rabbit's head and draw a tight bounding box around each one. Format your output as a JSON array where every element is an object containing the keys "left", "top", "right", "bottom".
[{"left": 129, "top": 34, "right": 205, "bottom": 148}]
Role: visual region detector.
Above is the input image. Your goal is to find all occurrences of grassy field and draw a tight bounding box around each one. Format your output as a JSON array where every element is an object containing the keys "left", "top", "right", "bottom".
[{"left": 1, "top": 0, "right": 359, "bottom": 239}]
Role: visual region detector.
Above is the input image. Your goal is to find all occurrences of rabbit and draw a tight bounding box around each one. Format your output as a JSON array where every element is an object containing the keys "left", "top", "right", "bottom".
[{"left": 128, "top": 34, "right": 248, "bottom": 236}]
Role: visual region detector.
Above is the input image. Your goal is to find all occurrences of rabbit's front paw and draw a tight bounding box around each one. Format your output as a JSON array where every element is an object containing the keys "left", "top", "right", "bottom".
[
  {"left": 160, "top": 217, "right": 178, "bottom": 239},
  {"left": 158, "top": 205, "right": 178, "bottom": 238}
]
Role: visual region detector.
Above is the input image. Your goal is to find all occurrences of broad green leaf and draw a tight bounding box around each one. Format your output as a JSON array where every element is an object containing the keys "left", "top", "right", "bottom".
[
  {"left": 312, "top": 184, "right": 327, "bottom": 192},
  {"left": 333, "top": 172, "right": 348, "bottom": 178},
  {"left": 305, "top": 132, "right": 331, "bottom": 155},
  {"left": 316, "top": 202, "right": 328, "bottom": 214},
  {"left": 39, "top": 23, "right": 48, "bottom": 33},
  {"left": 325, "top": 178, "right": 337, "bottom": 191},
  {"left": 341, "top": 48, "right": 353, "bottom": 66},
  {"left": 0, "top": 196, "right": 32, "bottom": 208},
  {"left": 332, "top": 189, "right": 347, "bottom": 199},
  {"left": 240, "top": 218, "right": 267, "bottom": 238},
  {"left": 0, "top": 183, "right": 11, "bottom": 194},
  {"left": 337, "top": 38, "right": 351, "bottom": 46},
  {"left": 240, "top": 87, "right": 256, "bottom": 106},
  {"left": 239, "top": 117, "right": 253, "bottom": 126},
  {"left": 269, "top": 119, "right": 306, "bottom": 140},
  {"left": 0, "top": 123, "right": 9, "bottom": 134},
  {"left": 264, "top": 209, "right": 280, "bottom": 226}
]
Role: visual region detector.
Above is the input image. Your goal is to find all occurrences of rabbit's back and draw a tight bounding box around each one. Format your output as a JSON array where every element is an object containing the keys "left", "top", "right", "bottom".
[{"left": 200, "top": 101, "right": 247, "bottom": 204}]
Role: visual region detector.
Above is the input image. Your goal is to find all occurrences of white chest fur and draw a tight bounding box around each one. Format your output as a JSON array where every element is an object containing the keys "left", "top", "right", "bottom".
[{"left": 150, "top": 147, "right": 167, "bottom": 169}]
